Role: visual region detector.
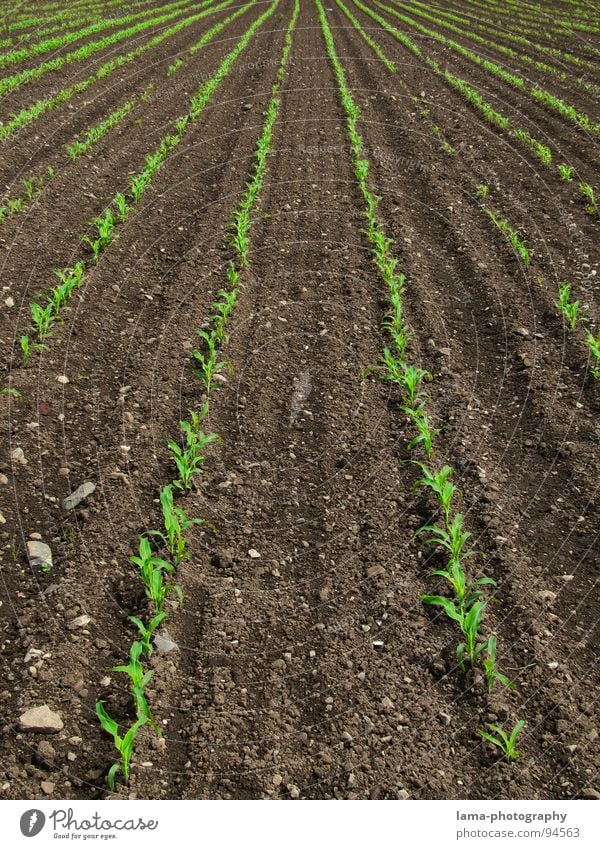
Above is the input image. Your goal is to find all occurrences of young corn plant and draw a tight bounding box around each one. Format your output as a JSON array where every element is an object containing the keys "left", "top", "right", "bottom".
[
  {"left": 579, "top": 182, "right": 598, "bottom": 216},
  {"left": 130, "top": 535, "right": 182, "bottom": 613},
  {"left": 30, "top": 301, "right": 54, "bottom": 341},
  {"left": 168, "top": 409, "right": 219, "bottom": 491},
  {"left": 20, "top": 334, "right": 31, "bottom": 365},
  {"left": 129, "top": 611, "right": 167, "bottom": 657},
  {"left": 483, "top": 635, "right": 516, "bottom": 694},
  {"left": 95, "top": 703, "right": 146, "bottom": 791},
  {"left": 193, "top": 331, "right": 230, "bottom": 395},
  {"left": 555, "top": 282, "right": 584, "bottom": 330},
  {"left": 413, "top": 463, "right": 455, "bottom": 527},
  {"left": 475, "top": 183, "right": 489, "bottom": 200},
  {"left": 479, "top": 720, "right": 525, "bottom": 762},
  {"left": 585, "top": 329, "right": 600, "bottom": 379},
  {"left": 154, "top": 483, "right": 203, "bottom": 565},
  {"left": 558, "top": 163, "right": 574, "bottom": 181},
  {"left": 112, "top": 641, "right": 159, "bottom": 732},
  {"left": 421, "top": 593, "right": 488, "bottom": 669},
  {"left": 405, "top": 405, "right": 438, "bottom": 459}
]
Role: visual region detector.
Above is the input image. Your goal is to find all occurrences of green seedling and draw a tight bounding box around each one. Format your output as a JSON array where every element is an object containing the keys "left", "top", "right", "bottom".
[
  {"left": 211, "top": 287, "right": 238, "bottom": 343},
  {"left": 168, "top": 58, "right": 183, "bottom": 75},
  {"left": 417, "top": 514, "right": 473, "bottom": 569},
  {"left": 95, "top": 702, "right": 146, "bottom": 790},
  {"left": 555, "top": 281, "right": 584, "bottom": 330},
  {"left": 558, "top": 163, "right": 574, "bottom": 181},
  {"left": 168, "top": 409, "right": 219, "bottom": 491},
  {"left": 422, "top": 594, "right": 488, "bottom": 669},
  {"left": 130, "top": 535, "right": 182, "bottom": 612},
  {"left": 21, "top": 177, "right": 38, "bottom": 200},
  {"left": 579, "top": 182, "right": 598, "bottom": 216},
  {"left": 413, "top": 463, "right": 455, "bottom": 527},
  {"left": 0, "top": 387, "right": 22, "bottom": 399},
  {"left": 404, "top": 405, "right": 438, "bottom": 458},
  {"left": 475, "top": 183, "right": 489, "bottom": 200},
  {"left": 399, "top": 364, "right": 430, "bottom": 408},
  {"left": 483, "top": 635, "right": 516, "bottom": 694},
  {"left": 193, "top": 330, "right": 230, "bottom": 394},
  {"left": 30, "top": 301, "right": 54, "bottom": 340},
  {"left": 7, "top": 197, "right": 23, "bottom": 214},
  {"left": 114, "top": 192, "right": 128, "bottom": 221},
  {"left": 479, "top": 720, "right": 525, "bottom": 762},
  {"left": 585, "top": 328, "right": 600, "bottom": 379},
  {"left": 154, "top": 483, "right": 203, "bottom": 565},
  {"left": 112, "top": 641, "right": 159, "bottom": 732},
  {"left": 129, "top": 611, "right": 167, "bottom": 657},
  {"left": 20, "top": 334, "right": 31, "bottom": 364}
]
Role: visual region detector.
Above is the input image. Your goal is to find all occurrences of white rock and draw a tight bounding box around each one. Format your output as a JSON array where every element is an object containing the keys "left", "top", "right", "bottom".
[
  {"left": 0, "top": 510, "right": 5, "bottom": 524},
  {"left": 26, "top": 541, "right": 53, "bottom": 570},
  {"left": 248, "top": 548, "right": 261, "bottom": 559},
  {"left": 67, "top": 614, "right": 92, "bottom": 630},
  {"left": 19, "top": 704, "right": 63, "bottom": 733},
  {"left": 62, "top": 481, "right": 96, "bottom": 510},
  {"left": 11, "top": 447, "right": 27, "bottom": 465},
  {"left": 154, "top": 631, "right": 179, "bottom": 653},
  {"left": 56, "top": 375, "right": 69, "bottom": 384},
  {"left": 4, "top": 296, "right": 14, "bottom": 308}
]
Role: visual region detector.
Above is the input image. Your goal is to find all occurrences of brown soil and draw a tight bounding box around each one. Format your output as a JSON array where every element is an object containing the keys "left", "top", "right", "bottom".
[{"left": 0, "top": 0, "right": 598, "bottom": 801}]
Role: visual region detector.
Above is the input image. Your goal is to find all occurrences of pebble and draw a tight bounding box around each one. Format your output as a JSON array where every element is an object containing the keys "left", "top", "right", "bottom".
[
  {"left": 581, "top": 787, "right": 600, "bottom": 800},
  {"left": 381, "top": 696, "right": 394, "bottom": 710},
  {"left": 272, "top": 773, "right": 283, "bottom": 786},
  {"left": 538, "top": 590, "right": 557, "bottom": 605},
  {"left": 398, "top": 789, "right": 410, "bottom": 799},
  {"left": 287, "top": 784, "right": 300, "bottom": 799},
  {"left": 41, "top": 781, "right": 55, "bottom": 795},
  {"left": 367, "top": 564, "right": 385, "bottom": 578},
  {"left": 248, "top": 548, "right": 261, "bottom": 559},
  {"left": 19, "top": 704, "right": 63, "bottom": 733},
  {"left": 438, "top": 712, "right": 451, "bottom": 725},
  {"left": 11, "top": 447, "right": 27, "bottom": 465},
  {"left": 154, "top": 632, "right": 179, "bottom": 653},
  {"left": 37, "top": 741, "right": 56, "bottom": 763},
  {"left": 4, "top": 296, "right": 14, "bottom": 307},
  {"left": 56, "top": 375, "right": 69, "bottom": 384},
  {"left": 67, "top": 614, "right": 92, "bottom": 630},
  {"left": 0, "top": 473, "right": 8, "bottom": 485},
  {"left": 26, "top": 541, "right": 53, "bottom": 570},
  {"left": 62, "top": 481, "right": 96, "bottom": 511},
  {"left": 0, "top": 510, "right": 5, "bottom": 524}
]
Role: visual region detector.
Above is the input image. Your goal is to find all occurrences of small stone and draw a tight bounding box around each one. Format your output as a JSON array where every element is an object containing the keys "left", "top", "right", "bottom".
[
  {"left": 381, "top": 696, "right": 394, "bottom": 710},
  {"left": 538, "top": 590, "right": 557, "bottom": 605},
  {"left": 438, "top": 711, "right": 451, "bottom": 725},
  {"left": 272, "top": 773, "right": 283, "bottom": 786},
  {"left": 41, "top": 781, "right": 55, "bottom": 795},
  {"left": 56, "top": 375, "right": 69, "bottom": 384},
  {"left": 62, "top": 481, "right": 96, "bottom": 510},
  {"left": 58, "top": 468, "right": 70, "bottom": 477},
  {"left": 288, "top": 784, "right": 300, "bottom": 799},
  {"left": 154, "top": 631, "right": 179, "bottom": 653},
  {"left": 37, "top": 741, "right": 56, "bottom": 763},
  {"left": 515, "top": 327, "right": 530, "bottom": 337},
  {"left": 242, "top": 103, "right": 252, "bottom": 110},
  {"left": 4, "top": 296, "right": 14, "bottom": 307},
  {"left": 26, "top": 541, "right": 53, "bottom": 570},
  {"left": 372, "top": 640, "right": 384, "bottom": 649},
  {"left": 67, "top": 614, "right": 92, "bottom": 630},
  {"left": 248, "top": 548, "right": 261, "bottom": 559},
  {"left": 347, "top": 773, "right": 357, "bottom": 788},
  {"left": 11, "top": 447, "right": 27, "bottom": 465},
  {"left": 438, "top": 347, "right": 451, "bottom": 357},
  {"left": 0, "top": 510, "right": 5, "bottom": 524},
  {"left": 581, "top": 787, "right": 600, "bottom": 800},
  {"left": 29, "top": 532, "right": 42, "bottom": 540},
  {"left": 367, "top": 564, "right": 385, "bottom": 578},
  {"left": 341, "top": 731, "right": 353, "bottom": 744},
  {"left": 19, "top": 704, "right": 63, "bottom": 733},
  {"left": 0, "top": 473, "right": 8, "bottom": 485},
  {"left": 398, "top": 789, "right": 410, "bottom": 799}
]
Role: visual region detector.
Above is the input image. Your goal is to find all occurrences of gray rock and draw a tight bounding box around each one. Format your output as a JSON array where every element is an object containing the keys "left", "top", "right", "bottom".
[
  {"left": 62, "top": 481, "right": 96, "bottom": 510},
  {"left": 438, "top": 711, "right": 451, "bottom": 725},
  {"left": 67, "top": 614, "right": 92, "bottom": 630},
  {"left": 154, "top": 631, "right": 179, "bottom": 653},
  {"left": 0, "top": 509, "right": 5, "bottom": 524},
  {"left": 11, "top": 447, "right": 27, "bottom": 465},
  {"left": 26, "top": 541, "right": 53, "bottom": 570},
  {"left": 19, "top": 704, "right": 63, "bottom": 733}
]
